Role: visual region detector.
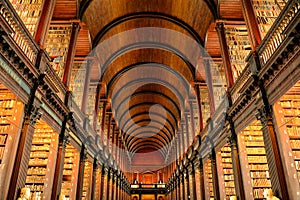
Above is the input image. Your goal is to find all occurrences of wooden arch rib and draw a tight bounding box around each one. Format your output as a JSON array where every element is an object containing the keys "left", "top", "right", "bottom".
[
  {"left": 130, "top": 139, "right": 167, "bottom": 155},
  {"left": 126, "top": 126, "right": 170, "bottom": 147},
  {"left": 102, "top": 48, "right": 195, "bottom": 92},
  {"left": 114, "top": 92, "right": 181, "bottom": 126},
  {"left": 123, "top": 117, "right": 173, "bottom": 141},
  {"left": 121, "top": 110, "right": 176, "bottom": 133}
]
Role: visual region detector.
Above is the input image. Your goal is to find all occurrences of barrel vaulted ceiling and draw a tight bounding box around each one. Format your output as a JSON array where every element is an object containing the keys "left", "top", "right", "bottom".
[{"left": 52, "top": 0, "right": 244, "bottom": 166}]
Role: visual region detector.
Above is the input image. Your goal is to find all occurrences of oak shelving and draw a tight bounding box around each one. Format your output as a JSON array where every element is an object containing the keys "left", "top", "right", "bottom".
[
  {"left": 61, "top": 144, "right": 80, "bottom": 200},
  {"left": 45, "top": 24, "right": 72, "bottom": 79},
  {"left": 224, "top": 25, "right": 251, "bottom": 81},
  {"left": 251, "top": 0, "right": 287, "bottom": 39},
  {"left": 69, "top": 60, "right": 87, "bottom": 107},
  {"left": 82, "top": 161, "right": 93, "bottom": 199},
  {"left": 276, "top": 82, "right": 300, "bottom": 183},
  {"left": 9, "top": 0, "right": 44, "bottom": 36},
  {"left": 204, "top": 159, "right": 214, "bottom": 199},
  {"left": 25, "top": 120, "right": 58, "bottom": 199},
  {"left": 241, "top": 122, "right": 272, "bottom": 199},
  {"left": 220, "top": 145, "right": 236, "bottom": 199}
]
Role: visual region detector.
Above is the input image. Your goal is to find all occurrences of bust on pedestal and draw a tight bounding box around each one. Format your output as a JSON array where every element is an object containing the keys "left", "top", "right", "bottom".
[
  {"left": 17, "top": 188, "right": 31, "bottom": 200},
  {"left": 263, "top": 189, "right": 280, "bottom": 200}
]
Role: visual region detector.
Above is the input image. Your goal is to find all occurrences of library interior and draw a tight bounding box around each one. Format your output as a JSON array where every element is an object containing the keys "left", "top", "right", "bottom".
[{"left": 0, "top": 0, "right": 299, "bottom": 199}]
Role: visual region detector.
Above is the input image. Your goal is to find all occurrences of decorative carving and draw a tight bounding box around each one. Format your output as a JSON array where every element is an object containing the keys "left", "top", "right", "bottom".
[{"left": 29, "top": 106, "right": 42, "bottom": 125}]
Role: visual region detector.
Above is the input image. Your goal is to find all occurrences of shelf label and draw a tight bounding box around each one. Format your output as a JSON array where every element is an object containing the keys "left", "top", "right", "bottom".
[{"left": 0, "top": 57, "right": 30, "bottom": 94}]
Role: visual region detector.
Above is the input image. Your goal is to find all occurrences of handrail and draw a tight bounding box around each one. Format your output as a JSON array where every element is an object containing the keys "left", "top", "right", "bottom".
[
  {"left": 258, "top": 0, "right": 300, "bottom": 66},
  {"left": 0, "top": 1, "right": 39, "bottom": 63}
]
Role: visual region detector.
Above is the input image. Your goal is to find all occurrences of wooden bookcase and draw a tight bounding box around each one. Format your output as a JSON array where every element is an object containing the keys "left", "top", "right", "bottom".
[
  {"left": 69, "top": 60, "right": 87, "bottom": 107},
  {"left": 94, "top": 168, "right": 102, "bottom": 199},
  {"left": 199, "top": 85, "right": 210, "bottom": 127},
  {"left": 204, "top": 159, "right": 214, "bottom": 199},
  {"left": 82, "top": 161, "right": 93, "bottom": 200},
  {"left": 275, "top": 81, "right": 300, "bottom": 183},
  {"left": 25, "top": 120, "right": 58, "bottom": 199},
  {"left": 45, "top": 24, "right": 72, "bottom": 79},
  {"left": 240, "top": 122, "right": 272, "bottom": 199},
  {"left": 251, "top": 0, "right": 287, "bottom": 39},
  {"left": 210, "top": 61, "right": 227, "bottom": 107},
  {"left": 61, "top": 144, "right": 80, "bottom": 200},
  {"left": 86, "top": 85, "right": 96, "bottom": 122},
  {"left": 0, "top": 84, "right": 24, "bottom": 197},
  {"left": 219, "top": 145, "right": 236, "bottom": 199},
  {"left": 224, "top": 25, "right": 251, "bottom": 81},
  {"left": 9, "top": 0, "right": 44, "bottom": 36}
]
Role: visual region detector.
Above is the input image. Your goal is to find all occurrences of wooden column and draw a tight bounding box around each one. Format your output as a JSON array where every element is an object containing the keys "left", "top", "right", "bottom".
[
  {"left": 174, "top": 177, "right": 177, "bottom": 200},
  {"left": 191, "top": 161, "right": 198, "bottom": 200},
  {"left": 180, "top": 124, "right": 186, "bottom": 155},
  {"left": 189, "top": 101, "right": 196, "bottom": 135},
  {"left": 198, "top": 157, "right": 206, "bottom": 200},
  {"left": 111, "top": 124, "right": 116, "bottom": 155},
  {"left": 81, "top": 60, "right": 92, "bottom": 113},
  {"left": 115, "top": 175, "right": 119, "bottom": 200},
  {"left": 185, "top": 114, "right": 190, "bottom": 146},
  {"left": 8, "top": 74, "right": 45, "bottom": 199},
  {"left": 177, "top": 175, "right": 181, "bottom": 200},
  {"left": 203, "top": 58, "right": 216, "bottom": 114},
  {"left": 228, "top": 123, "right": 246, "bottom": 200},
  {"left": 106, "top": 167, "right": 111, "bottom": 200},
  {"left": 185, "top": 167, "right": 191, "bottom": 200},
  {"left": 211, "top": 149, "right": 220, "bottom": 200},
  {"left": 99, "top": 165, "right": 105, "bottom": 199},
  {"left": 239, "top": 0, "right": 262, "bottom": 49},
  {"left": 51, "top": 129, "right": 69, "bottom": 199},
  {"left": 181, "top": 171, "right": 186, "bottom": 200},
  {"left": 91, "top": 159, "right": 98, "bottom": 200},
  {"left": 93, "top": 83, "right": 102, "bottom": 129},
  {"left": 195, "top": 84, "right": 204, "bottom": 131},
  {"left": 101, "top": 101, "right": 107, "bottom": 142},
  {"left": 35, "top": 0, "right": 56, "bottom": 46},
  {"left": 215, "top": 22, "right": 234, "bottom": 89},
  {"left": 118, "top": 177, "right": 123, "bottom": 199},
  {"left": 76, "top": 146, "right": 87, "bottom": 200},
  {"left": 62, "top": 22, "right": 81, "bottom": 87},
  {"left": 106, "top": 113, "right": 112, "bottom": 146},
  {"left": 111, "top": 170, "right": 115, "bottom": 200}
]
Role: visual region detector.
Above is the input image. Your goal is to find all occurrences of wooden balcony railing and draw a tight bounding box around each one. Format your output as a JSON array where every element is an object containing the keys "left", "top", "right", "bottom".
[
  {"left": 258, "top": 0, "right": 300, "bottom": 66},
  {"left": 0, "top": 1, "right": 38, "bottom": 64}
]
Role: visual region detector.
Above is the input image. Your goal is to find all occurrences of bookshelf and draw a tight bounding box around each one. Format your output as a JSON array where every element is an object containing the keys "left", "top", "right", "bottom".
[
  {"left": 251, "top": 0, "right": 287, "bottom": 39},
  {"left": 191, "top": 101, "right": 200, "bottom": 136},
  {"left": 25, "top": 120, "right": 58, "bottom": 199},
  {"left": 220, "top": 145, "right": 236, "bottom": 199},
  {"left": 94, "top": 168, "right": 102, "bottom": 199},
  {"left": 0, "top": 83, "right": 24, "bottom": 193},
  {"left": 82, "top": 161, "right": 93, "bottom": 200},
  {"left": 61, "top": 144, "right": 80, "bottom": 200},
  {"left": 9, "top": 0, "right": 44, "bottom": 36},
  {"left": 224, "top": 25, "right": 251, "bottom": 81},
  {"left": 204, "top": 159, "right": 214, "bottom": 199},
  {"left": 86, "top": 85, "right": 96, "bottom": 122},
  {"left": 210, "top": 61, "right": 227, "bottom": 108},
  {"left": 241, "top": 122, "right": 272, "bottom": 199},
  {"left": 69, "top": 60, "right": 87, "bottom": 107},
  {"left": 275, "top": 81, "right": 300, "bottom": 183},
  {"left": 45, "top": 24, "right": 72, "bottom": 79},
  {"left": 97, "top": 101, "right": 104, "bottom": 132},
  {"left": 200, "top": 85, "right": 210, "bottom": 126}
]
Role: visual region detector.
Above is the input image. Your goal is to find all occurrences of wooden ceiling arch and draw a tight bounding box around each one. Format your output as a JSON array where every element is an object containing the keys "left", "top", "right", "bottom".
[{"left": 49, "top": 0, "right": 249, "bottom": 176}]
